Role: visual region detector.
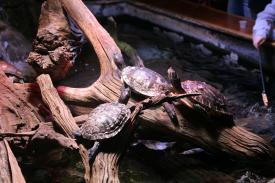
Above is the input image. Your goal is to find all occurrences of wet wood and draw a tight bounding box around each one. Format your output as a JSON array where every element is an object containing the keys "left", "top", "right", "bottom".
[
  {"left": 0, "top": 139, "right": 26, "bottom": 183},
  {"left": 27, "top": 0, "right": 78, "bottom": 80}
]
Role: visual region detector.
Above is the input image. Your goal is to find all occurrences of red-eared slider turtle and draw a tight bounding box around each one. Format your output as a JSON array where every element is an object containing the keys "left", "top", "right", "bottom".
[
  {"left": 121, "top": 66, "right": 179, "bottom": 124},
  {"left": 167, "top": 67, "right": 233, "bottom": 125},
  {"left": 74, "top": 87, "right": 131, "bottom": 158}
]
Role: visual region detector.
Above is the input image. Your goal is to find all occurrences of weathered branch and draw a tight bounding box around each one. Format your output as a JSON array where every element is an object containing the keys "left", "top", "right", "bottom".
[
  {"left": 0, "top": 140, "right": 26, "bottom": 183},
  {"left": 27, "top": 0, "right": 79, "bottom": 80},
  {"left": 37, "top": 74, "right": 78, "bottom": 137},
  {"left": 57, "top": 0, "right": 123, "bottom": 104},
  {"left": 36, "top": 74, "right": 90, "bottom": 183},
  {"left": 60, "top": 0, "right": 123, "bottom": 76}
]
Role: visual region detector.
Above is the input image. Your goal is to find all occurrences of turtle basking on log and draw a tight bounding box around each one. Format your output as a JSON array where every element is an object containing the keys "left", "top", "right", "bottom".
[
  {"left": 74, "top": 86, "right": 131, "bottom": 158},
  {"left": 167, "top": 66, "right": 234, "bottom": 125},
  {"left": 121, "top": 66, "right": 180, "bottom": 124},
  {"left": 120, "top": 64, "right": 233, "bottom": 126},
  {"left": 74, "top": 85, "right": 200, "bottom": 159}
]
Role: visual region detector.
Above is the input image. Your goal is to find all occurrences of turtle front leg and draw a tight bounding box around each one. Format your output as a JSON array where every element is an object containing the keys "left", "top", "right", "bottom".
[
  {"left": 88, "top": 141, "right": 100, "bottom": 162},
  {"left": 162, "top": 102, "right": 179, "bottom": 126},
  {"left": 118, "top": 82, "right": 131, "bottom": 104}
]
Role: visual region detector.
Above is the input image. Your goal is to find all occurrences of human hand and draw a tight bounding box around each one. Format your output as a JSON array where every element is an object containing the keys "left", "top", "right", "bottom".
[{"left": 253, "top": 35, "right": 266, "bottom": 49}]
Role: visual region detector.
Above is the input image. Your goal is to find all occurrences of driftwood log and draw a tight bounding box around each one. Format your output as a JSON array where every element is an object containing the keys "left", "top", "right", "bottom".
[
  {"left": 0, "top": 70, "right": 89, "bottom": 182},
  {"left": 36, "top": 74, "right": 90, "bottom": 183},
  {"left": 1, "top": 0, "right": 274, "bottom": 182},
  {"left": 57, "top": 0, "right": 275, "bottom": 159},
  {"left": 27, "top": 0, "right": 80, "bottom": 81}
]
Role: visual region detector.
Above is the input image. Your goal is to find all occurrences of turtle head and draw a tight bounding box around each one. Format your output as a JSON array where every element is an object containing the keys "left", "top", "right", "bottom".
[
  {"left": 118, "top": 84, "right": 131, "bottom": 104},
  {"left": 167, "top": 66, "right": 181, "bottom": 90},
  {"left": 114, "top": 53, "right": 125, "bottom": 70},
  {"left": 73, "top": 129, "right": 82, "bottom": 139}
]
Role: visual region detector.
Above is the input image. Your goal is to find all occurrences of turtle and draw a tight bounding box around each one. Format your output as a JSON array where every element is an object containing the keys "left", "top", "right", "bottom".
[
  {"left": 74, "top": 86, "right": 131, "bottom": 159},
  {"left": 75, "top": 85, "right": 199, "bottom": 159},
  {"left": 121, "top": 66, "right": 180, "bottom": 124},
  {"left": 167, "top": 67, "right": 234, "bottom": 125}
]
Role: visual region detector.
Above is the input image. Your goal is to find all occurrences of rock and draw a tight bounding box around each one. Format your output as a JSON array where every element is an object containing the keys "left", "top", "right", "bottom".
[
  {"left": 134, "top": 140, "right": 176, "bottom": 151},
  {"left": 236, "top": 171, "right": 267, "bottom": 183},
  {"left": 192, "top": 43, "right": 213, "bottom": 56},
  {"left": 222, "top": 52, "right": 239, "bottom": 66}
]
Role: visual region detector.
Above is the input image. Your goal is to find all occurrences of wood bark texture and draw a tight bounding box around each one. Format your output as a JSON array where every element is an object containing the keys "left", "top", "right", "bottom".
[
  {"left": 36, "top": 74, "right": 90, "bottom": 183},
  {"left": 27, "top": 0, "right": 79, "bottom": 80}
]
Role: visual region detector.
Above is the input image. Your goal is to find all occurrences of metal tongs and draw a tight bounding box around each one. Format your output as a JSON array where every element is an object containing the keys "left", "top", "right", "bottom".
[{"left": 258, "top": 47, "right": 269, "bottom": 107}]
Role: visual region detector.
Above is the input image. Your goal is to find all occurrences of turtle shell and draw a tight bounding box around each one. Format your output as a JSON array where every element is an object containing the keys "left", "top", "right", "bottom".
[
  {"left": 121, "top": 66, "right": 171, "bottom": 97},
  {"left": 79, "top": 102, "right": 131, "bottom": 141},
  {"left": 181, "top": 80, "right": 227, "bottom": 113}
]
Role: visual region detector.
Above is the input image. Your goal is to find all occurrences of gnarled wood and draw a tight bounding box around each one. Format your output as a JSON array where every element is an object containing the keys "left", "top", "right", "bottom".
[
  {"left": 58, "top": 0, "right": 275, "bottom": 161},
  {"left": 27, "top": 0, "right": 79, "bottom": 80},
  {"left": 58, "top": 0, "right": 123, "bottom": 105}
]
